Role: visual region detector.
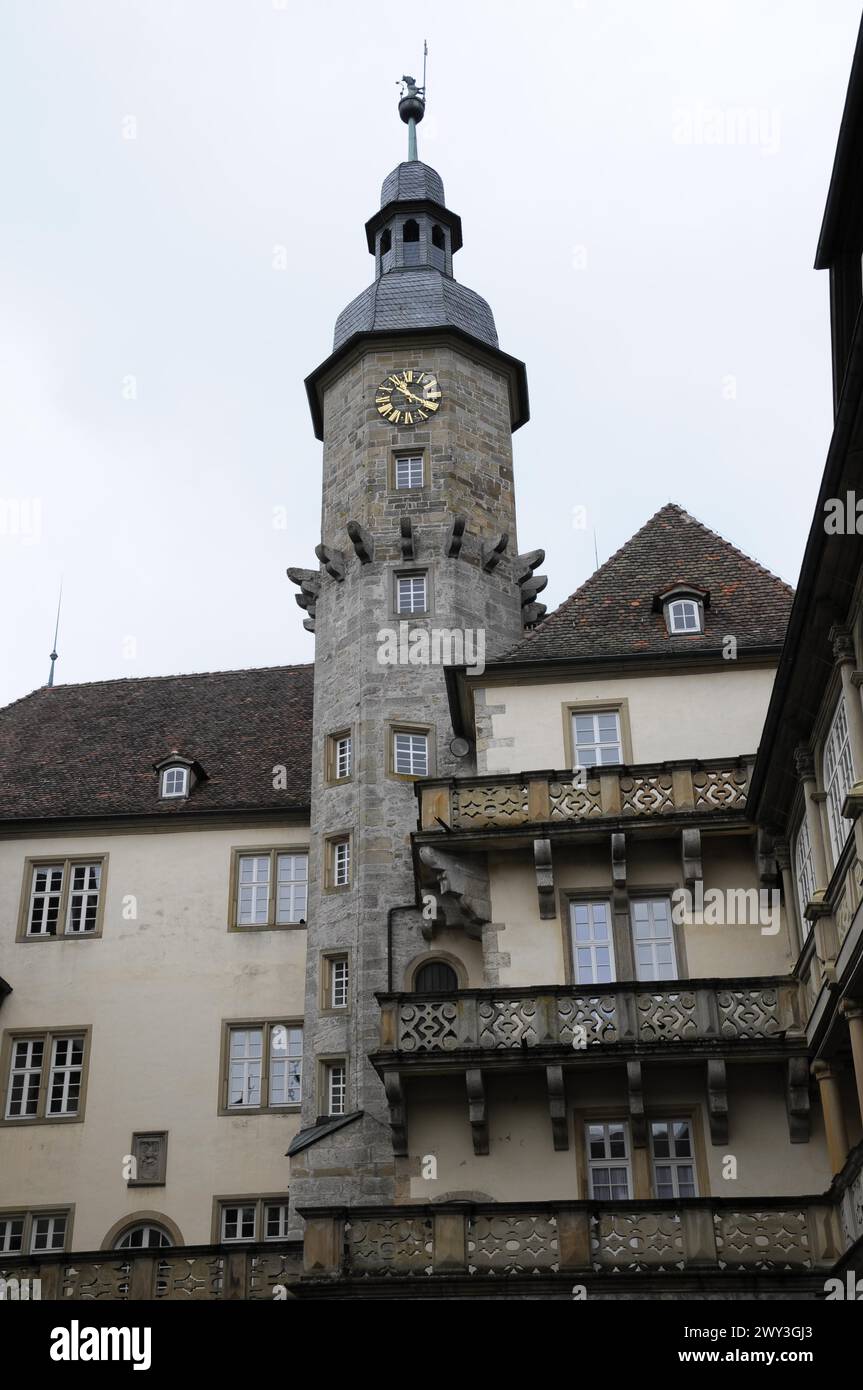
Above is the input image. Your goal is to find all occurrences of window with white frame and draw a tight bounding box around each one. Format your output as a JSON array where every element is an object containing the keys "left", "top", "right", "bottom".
[
  {"left": 585, "top": 1122, "right": 631, "bottom": 1199},
  {"left": 571, "top": 710, "right": 622, "bottom": 768},
  {"left": 329, "top": 956, "right": 349, "bottom": 1009},
  {"left": 30, "top": 1212, "right": 68, "bottom": 1252},
  {"left": 268, "top": 1024, "right": 303, "bottom": 1106},
  {"left": 793, "top": 816, "right": 816, "bottom": 925},
  {"left": 160, "top": 766, "right": 189, "bottom": 799},
  {"left": 666, "top": 598, "right": 702, "bottom": 634},
  {"left": 650, "top": 1119, "right": 698, "bottom": 1197},
  {"left": 235, "top": 850, "right": 308, "bottom": 927},
  {"left": 569, "top": 900, "right": 615, "bottom": 984},
  {"left": 264, "top": 1203, "right": 291, "bottom": 1240},
  {"left": 330, "top": 838, "right": 351, "bottom": 888},
  {"left": 393, "top": 730, "right": 429, "bottom": 777},
  {"left": 225, "top": 1022, "right": 302, "bottom": 1111},
  {"left": 325, "top": 1061, "right": 347, "bottom": 1116},
  {"left": 0, "top": 1214, "right": 25, "bottom": 1253},
  {"left": 334, "top": 733, "right": 352, "bottom": 780},
  {"left": 824, "top": 699, "right": 855, "bottom": 866},
  {"left": 630, "top": 898, "right": 677, "bottom": 981},
  {"left": 4, "top": 1031, "right": 87, "bottom": 1121},
  {"left": 396, "top": 573, "right": 428, "bottom": 614},
  {"left": 227, "top": 1028, "right": 263, "bottom": 1108},
  {"left": 25, "top": 860, "right": 103, "bottom": 937},
  {"left": 114, "top": 1223, "right": 173, "bottom": 1250},
  {"left": 220, "top": 1203, "right": 256, "bottom": 1243},
  {"left": 395, "top": 455, "right": 424, "bottom": 489}
]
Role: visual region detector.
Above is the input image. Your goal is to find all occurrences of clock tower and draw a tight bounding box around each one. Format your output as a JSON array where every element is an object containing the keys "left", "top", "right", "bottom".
[{"left": 287, "top": 75, "right": 537, "bottom": 1219}]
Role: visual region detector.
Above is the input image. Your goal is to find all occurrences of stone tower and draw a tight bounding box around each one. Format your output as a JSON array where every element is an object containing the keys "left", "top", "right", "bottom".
[{"left": 287, "top": 80, "right": 538, "bottom": 1218}]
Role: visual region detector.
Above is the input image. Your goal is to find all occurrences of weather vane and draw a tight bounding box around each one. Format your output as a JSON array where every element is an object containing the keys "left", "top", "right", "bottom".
[{"left": 397, "top": 41, "right": 428, "bottom": 162}]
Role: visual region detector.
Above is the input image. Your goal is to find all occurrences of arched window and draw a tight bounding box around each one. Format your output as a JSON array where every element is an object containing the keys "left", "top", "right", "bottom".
[
  {"left": 403, "top": 218, "right": 420, "bottom": 266},
  {"left": 414, "top": 960, "right": 459, "bottom": 992},
  {"left": 430, "top": 224, "right": 446, "bottom": 271},
  {"left": 113, "top": 1223, "right": 173, "bottom": 1250},
  {"left": 666, "top": 598, "right": 701, "bottom": 634}
]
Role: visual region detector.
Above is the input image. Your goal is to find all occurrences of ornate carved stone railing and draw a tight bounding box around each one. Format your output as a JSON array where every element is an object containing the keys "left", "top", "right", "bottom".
[
  {"left": 0, "top": 1242, "right": 302, "bottom": 1301},
  {"left": 377, "top": 979, "right": 800, "bottom": 1057},
  {"left": 299, "top": 1197, "right": 841, "bottom": 1281},
  {"left": 418, "top": 759, "right": 753, "bottom": 834}
]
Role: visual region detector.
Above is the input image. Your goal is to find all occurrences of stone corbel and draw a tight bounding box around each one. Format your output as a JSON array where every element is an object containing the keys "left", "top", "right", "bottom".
[
  {"left": 314, "top": 542, "right": 346, "bottom": 582},
  {"left": 611, "top": 832, "right": 627, "bottom": 912},
  {"left": 445, "top": 516, "right": 466, "bottom": 558},
  {"left": 519, "top": 575, "right": 548, "bottom": 606},
  {"left": 286, "top": 567, "right": 321, "bottom": 634},
  {"left": 522, "top": 602, "right": 547, "bottom": 628},
  {"left": 399, "top": 516, "right": 415, "bottom": 561},
  {"left": 466, "top": 1068, "right": 488, "bottom": 1155},
  {"left": 707, "top": 1058, "right": 728, "bottom": 1145},
  {"left": 346, "top": 521, "right": 374, "bottom": 565},
  {"left": 417, "top": 845, "right": 490, "bottom": 938},
  {"left": 785, "top": 1056, "right": 811, "bottom": 1143},
  {"left": 534, "top": 838, "right": 555, "bottom": 920},
  {"left": 546, "top": 1065, "right": 568, "bottom": 1151},
  {"left": 757, "top": 828, "right": 778, "bottom": 888},
  {"left": 383, "top": 1071, "right": 407, "bottom": 1156},
  {"left": 514, "top": 548, "right": 545, "bottom": 585},
  {"left": 681, "top": 828, "right": 702, "bottom": 896},
  {"left": 481, "top": 532, "right": 508, "bottom": 572},
  {"left": 627, "top": 1060, "right": 646, "bottom": 1148}
]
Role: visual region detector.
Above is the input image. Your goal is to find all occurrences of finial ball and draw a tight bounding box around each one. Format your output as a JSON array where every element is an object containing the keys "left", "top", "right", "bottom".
[{"left": 398, "top": 75, "right": 425, "bottom": 125}]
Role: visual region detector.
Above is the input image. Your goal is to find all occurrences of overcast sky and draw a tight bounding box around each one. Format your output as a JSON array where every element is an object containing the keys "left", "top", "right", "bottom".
[{"left": 1, "top": 0, "right": 859, "bottom": 708}]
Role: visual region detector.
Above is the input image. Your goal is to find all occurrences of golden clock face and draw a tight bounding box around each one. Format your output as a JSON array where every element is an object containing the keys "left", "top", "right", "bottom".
[{"left": 375, "top": 369, "right": 442, "bottom": 426}]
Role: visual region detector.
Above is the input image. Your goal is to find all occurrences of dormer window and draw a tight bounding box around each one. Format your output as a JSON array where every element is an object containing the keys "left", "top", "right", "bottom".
[
  {"left": 655, "top": 586, "right": 708, "bottom": 636},
  {"left": 154, "top": 752, "right": 204, "bottom": 803},
  {"left": 667, "top": 598, "right": 701, "bottom": 634},
  {"left": 160, "top": 766, "right": 188, "bottom": 799}
]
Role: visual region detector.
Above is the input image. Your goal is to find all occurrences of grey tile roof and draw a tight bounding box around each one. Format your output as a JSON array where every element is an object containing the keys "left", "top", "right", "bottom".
[
  {"left": 333, "top": 268, "right": 498, "bottom": 352},
  {"left": 380, "top": 161, "right": 445, "bottom": 208}
]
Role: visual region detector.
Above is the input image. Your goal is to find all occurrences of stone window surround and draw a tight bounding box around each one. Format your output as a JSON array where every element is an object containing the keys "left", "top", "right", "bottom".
[
  {"left": 389, "top": 447, "right": 428, "bottom": 492},
  {"left": 210, "top": 1194, "right": 291, "bottom": 1245},
  {"left": 16, "top": 854, "right": 109, "bottom": 942},
  {"left": 404, "top": 950, "right": 469, "bottom": 991},
  {"left": 561, "top": 699, "right": 633, "bottom": 774},
  {"left": 226, "top": 845, "right": 309, "bottom": 931},
  {"left": 0, "top": 1203, "right": 75, "bottom": 1255},
  {"left": 387, "top": 721, "right": 435, "bottom": 782},
  {"left": 560, "top": 886, "right": 688, "bottom": 985},
  {"left": 217, "top": 1018, "right": 303, "bottom": 1116},
  {"left": 319, "top": 949, "right": 352, "bottom": 1015},
  {"left": 0, "top": 1025, "right": 92, "bottom": 1127},
  {"left": 324, "top": 728, "right": 354, "bottom": 786},
  {"left": 573, "top": 1104, "right": 709, "bottom": 1200},
  {"left": 317, "top": 1055, "right": 348, "bottom": 1119},
  {"left": 323, "top": 831, "right": 353, "bottom": 893}
]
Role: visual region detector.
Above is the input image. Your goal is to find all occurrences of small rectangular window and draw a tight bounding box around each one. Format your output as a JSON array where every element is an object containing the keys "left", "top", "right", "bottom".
[
  {"left": 569, "top": 900, "right": 615, "bottom": 984},
  {"left": 47, "top": 1037, "right": 84, "bottom": 1116},
  {"left": 572, "top": 711, "right": 622, "bottom": 768},
  {"left": 824, "top": 698, "right": 854, "bottom": 865},
  {"left": 651, "top": 1119, "right": 698, "bottom": 1198},
  {"left": 0, "top": 1209, "right": 71, "bottom": 1254},
  {"left": 335, "top": 735, "right": 352, "bottom": 779},
  {"left": 269, "top": 1025, "right": 303, "bottom": 1107},
  {"left": 793, "top": 818, "right": 815, "bottom": 928},
  {"left": 264, "top": 1203, "right": 291, "bottom": 1240},
  {"left": 586, "top": 1121, "right": 631, "bottom": 1200},
  {"left": 326, "top": 1061, "right": 347, "bottom": 1116},
  {"left": 630, "top": 898, "right": 677, "bottom": 981},
  {"left": 396, "top": 573, "right": 427, "bottom": 615},
  {"left": 393, "top": 731, "right": 429, "bottom": 777},
  {"left": 395, "top": 455, "right": 424, "bottom": 489},
  {"left": 30, "top": 1212, "right": 67, "bottom": 1253},
  {"left": 330, "top": 957, "right": 349, "bottom": 1009},
  {"left": 0, "top": 1215, "right": 25, "bottom": 1253},
  {"left": 227, "top": 1028, "right": 263, "bottom": 1109},
  {"left": 234, "top": 850, "right": 308, "bottom": 928},
  {"left": 330, "top": 838, "right": 351, "bottom": 889}
]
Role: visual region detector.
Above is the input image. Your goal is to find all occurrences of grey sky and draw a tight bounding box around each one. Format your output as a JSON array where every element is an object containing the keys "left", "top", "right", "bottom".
[{"left": 0, "top": 0, "right": 858, "bottom": 709}]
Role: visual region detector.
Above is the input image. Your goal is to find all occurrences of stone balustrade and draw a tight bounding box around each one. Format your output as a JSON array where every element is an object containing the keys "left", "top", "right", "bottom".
[
  {"left": 418, "top": 759, "right": 752, "bottom": 834},
  {"left": 377, "top": 979, "right": 801, "bottom": 1056}
]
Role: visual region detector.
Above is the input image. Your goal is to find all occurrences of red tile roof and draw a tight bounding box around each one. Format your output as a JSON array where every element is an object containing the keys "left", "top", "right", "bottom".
[
  {"left": 501, "top": 504, "right": 794, "bottom": 663},
  {"left": 0, "top": 665, "right": 313, "bottom": 822}
]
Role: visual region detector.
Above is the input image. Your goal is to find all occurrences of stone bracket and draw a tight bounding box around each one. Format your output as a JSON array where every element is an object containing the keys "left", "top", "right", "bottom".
[
  {"left": 534, "top": 838, "right": 555, "bottom": 919},
  {"left": 546, "top": 1065, "right": 568, "bottom": 1150},
  {"left": 786, "top": 1056, "right": 811, "bottom": 1143},
  {"left": 418, "top": 845, "right": 491, "bottom": 937},
  {"left": 314, "top": 542, "right": 346, "bottom": 582},
  {"left": 611, "top": 832, "right": 627, "bottom": 913},
  {"left": 399, "top": 516, "right": 415, "bottom": 561},
  {"left": 383, "top": 1071, "right": 407, "bottom": 1156},
  {"left": 286, "top": 567, "right": 321, "bottom": 633},
  {"left": 627, "top": 1059, "right": 646, "bottom": 1148},
  {"left": 466, "top": 1068, "right": 488, "bottom": 1155},
  {"left": 445, "top": 516, "right": 466, "bottom": 558},
  {"left": 514, "top": 548, "right": 545, "bottom": 585},
  {"left": 707, "top": 1058, "right": 728, "bottom": 1145},
  {"left": 481, "top": 532, "right": 508, "bottom": 571},
  {"left": 346, "top": 520, "right": 374, "bottom": 565},
  {"left": 522, "top": 601, "right": 547, "bottom": 628},
  {"left": 681, "top": 828, "right": 702, "bottom": 896}
]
